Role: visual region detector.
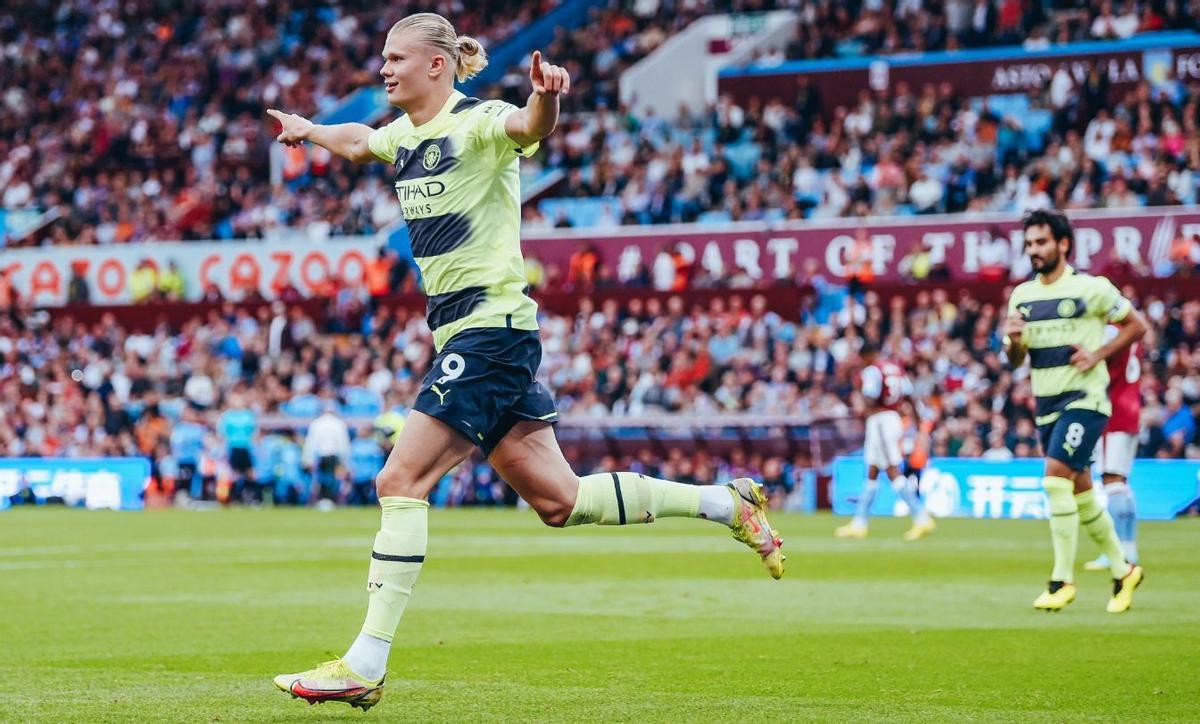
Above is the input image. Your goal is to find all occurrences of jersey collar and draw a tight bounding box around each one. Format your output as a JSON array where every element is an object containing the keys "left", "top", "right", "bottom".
[
  {"left": 412, "top": 90, "right": 464, "bottom": 131},
  {"left": 1038, "top": 263, "right": 1074, "bottom": 285}
]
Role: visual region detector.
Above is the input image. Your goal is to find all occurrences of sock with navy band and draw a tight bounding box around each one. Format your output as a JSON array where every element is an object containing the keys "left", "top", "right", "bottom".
[{"left": 343, "top": 496, "right": 428, "bottom": 681}]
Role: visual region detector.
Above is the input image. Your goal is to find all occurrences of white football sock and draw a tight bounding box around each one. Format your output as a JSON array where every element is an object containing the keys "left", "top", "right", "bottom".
[
  {"left": 697, "top": 485, "right": 734, "bottom": 525},
  {"left": 343, "top": 631, "right": 391, "bottom": 682}
]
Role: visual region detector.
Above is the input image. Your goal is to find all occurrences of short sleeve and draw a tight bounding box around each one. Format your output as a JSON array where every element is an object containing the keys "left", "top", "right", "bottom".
[
  {"left": 367, "top": 116, "right": 407, "bottom": 163},
  {"left": 1093, "top": 276, "right": 1131, "bottom": 323},
  {"left": 471, "top": 100, "right": 539, "bottom": 161}
]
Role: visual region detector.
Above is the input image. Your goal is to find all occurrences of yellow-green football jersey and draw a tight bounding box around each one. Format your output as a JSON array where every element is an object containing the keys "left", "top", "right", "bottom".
[
  {"left": 1007, "top": 265, "right": 1132, "bottom": 425},
  {"left": 368, "top": 90, "right": 540, "bottom": 350}
]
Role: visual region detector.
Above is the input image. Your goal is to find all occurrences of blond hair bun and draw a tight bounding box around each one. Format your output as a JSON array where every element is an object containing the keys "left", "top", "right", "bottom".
[{"left": 455, "top": 36, "right": 487, "bottom": 82}]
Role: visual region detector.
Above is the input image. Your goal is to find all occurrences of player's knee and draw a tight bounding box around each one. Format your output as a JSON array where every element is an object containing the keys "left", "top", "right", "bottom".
[
  {"left": 1044, "top": 458, "right": 1074, "bottom": 481},
  {"left": 531, "top": 485, "right": 578, "bottom": 528},
  {"left": 535, "top": 496, "right": 574, "bottom": 527},
  {"left": 374, "top": 467, "right": 422, "bottom": 498}
]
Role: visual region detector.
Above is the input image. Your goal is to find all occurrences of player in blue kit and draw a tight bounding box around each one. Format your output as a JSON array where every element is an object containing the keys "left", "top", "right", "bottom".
[{"left": 267, "top": 13, "right": 784, "bottom": 711}]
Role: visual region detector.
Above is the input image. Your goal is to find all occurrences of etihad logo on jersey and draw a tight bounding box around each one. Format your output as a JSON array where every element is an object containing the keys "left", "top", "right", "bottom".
[
  {"left": 1025, "top": 321, "right": 1081, "bottom": 345},
  {"left": 394, "top": 180, "right": 446, "bottom": 201},
  {"left": 394, "top": 179, "right": 446, "bottom": 219}
]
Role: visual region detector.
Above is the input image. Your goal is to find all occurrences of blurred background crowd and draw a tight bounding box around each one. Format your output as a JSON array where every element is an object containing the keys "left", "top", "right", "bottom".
[
  {"left": 2, "top": 275, "right": 1197, "bottom": 505},
  {"left": 4, "top": 1, "right": 1200, "bottom": 245},
  {"left": 3, "top": 0, "right": 1200, "bottom": 509}
]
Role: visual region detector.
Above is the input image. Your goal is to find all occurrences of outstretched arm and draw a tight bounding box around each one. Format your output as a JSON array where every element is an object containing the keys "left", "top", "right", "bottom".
[
  {"left": 266, "top": 109, "right": 376, "bottom": 164},
  {"left": 504, "top": 50, "right": 571, "bottom": 148}
]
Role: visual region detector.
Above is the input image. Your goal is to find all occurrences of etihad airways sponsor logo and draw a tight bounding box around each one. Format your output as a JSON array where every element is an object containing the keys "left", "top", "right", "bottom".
[{"left": 394, "top": 180, "right": 446, "bottom": 201}]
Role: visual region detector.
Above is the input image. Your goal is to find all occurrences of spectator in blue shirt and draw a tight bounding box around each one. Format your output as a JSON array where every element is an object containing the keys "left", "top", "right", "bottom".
[
  {"left": 348, "top": 427, "right": 385, "bottom": 506},
  {"left": 169, "top": 407, "right": 208, "bottom": 500},
  {"left": 218, "top": 394, "right": 259, "bottom": 503},
  {"left": 1161, "top": 389, "right": 1196, "bottom": 456},
  {"left": 272, "top": 431, "right": 308, "bottom": 506}
]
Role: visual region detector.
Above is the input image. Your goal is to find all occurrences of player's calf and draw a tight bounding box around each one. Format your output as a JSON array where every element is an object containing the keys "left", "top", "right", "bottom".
[
  {"left": 562, "top": 472, "right": 784, "bottom": 578},
  {"left": 565, "top": 472, "right": 721, "bottom": 526},
  {"left": 1075, "top": 488, "right": 1130, "bottom": 579}
]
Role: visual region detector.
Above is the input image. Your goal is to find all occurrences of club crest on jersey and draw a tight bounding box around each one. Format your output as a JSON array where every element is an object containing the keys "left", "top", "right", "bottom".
[
  {"left": 422, "top": 145, "right": 441, "bottom": 170},
  {"left": 1057, "top": 299, "right": 1076, "bottom": 318}
]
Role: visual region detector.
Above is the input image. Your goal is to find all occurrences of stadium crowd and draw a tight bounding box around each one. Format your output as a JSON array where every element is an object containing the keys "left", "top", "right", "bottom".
[
  {"left": 7, "top": 1, "right": 1200, "bottom": 245},
  {"left": 524, "top": 63, "right": 1200, "bottom": 228},
  {"left": 1, "top": 273, "right": 1198, "bottom": 505},
  {"left": 0, "top": 0, "right": 560, "bottom": 247}
]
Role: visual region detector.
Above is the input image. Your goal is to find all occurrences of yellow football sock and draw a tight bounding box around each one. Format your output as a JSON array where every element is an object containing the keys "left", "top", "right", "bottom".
[
  {"left": 1043, "top": 476, "right": 1078, "bottom": 583},
  {"left": 361, "top": 496, "right": 428, "bottom": 642},
  {"left": 565, "top": 472, "right": 701, "bottom": 526},
  {"left": 1076, "top": 489, "right": 1129, "bottom": 579}
]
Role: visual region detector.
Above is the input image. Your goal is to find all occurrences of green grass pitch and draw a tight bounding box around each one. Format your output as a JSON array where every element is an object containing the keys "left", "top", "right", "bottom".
[{"left": 1, "top": 508, "right": 1197, "bottom": 722}]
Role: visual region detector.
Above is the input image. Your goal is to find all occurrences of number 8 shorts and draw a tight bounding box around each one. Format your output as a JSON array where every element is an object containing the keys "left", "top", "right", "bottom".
[
  {"left": 413, "top": 328, "right": 559, "bottom": 455},
  {"left": 1037, "top": 408, "right": 1109, "bottom": 472}
]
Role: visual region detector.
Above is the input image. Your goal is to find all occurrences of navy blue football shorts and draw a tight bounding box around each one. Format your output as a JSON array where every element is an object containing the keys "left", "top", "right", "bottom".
[
  {"left": 1037, "top": 408, "right": 1108, "bottom": 472},
  {"left": 413, "top": 328, "right": 558, "bottom": 455}
]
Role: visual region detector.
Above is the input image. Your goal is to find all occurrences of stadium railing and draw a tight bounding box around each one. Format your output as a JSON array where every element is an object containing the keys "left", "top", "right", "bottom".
[{"left": 255, "top": 413, "right": 861, "bottom": 471}]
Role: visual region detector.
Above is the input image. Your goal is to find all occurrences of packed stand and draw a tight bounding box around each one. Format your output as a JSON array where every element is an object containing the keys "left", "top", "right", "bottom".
[
  {"left": 518, "top": 0, "right": 1200, "bottom": 227},
  {"left": 1, "top": 276, "right": 1199, "bottom": 505},
  {"left": 10, "top": 1, "right": 1200, "bottom": 245},
  {"left": 0, "top": 0, "right": 559, "bottom": 247},
  {"left": 524, "top": 72, "right": 1200, "bottom": 228},
  {"left": 484, "top": 0, "right": 1185, "bottom": 113},
  {"left": 486, "top": 0, "right": 801, "bottom": 115},
  {"left": 774, "top": 0, "right": 1198, "bottom": 60}
]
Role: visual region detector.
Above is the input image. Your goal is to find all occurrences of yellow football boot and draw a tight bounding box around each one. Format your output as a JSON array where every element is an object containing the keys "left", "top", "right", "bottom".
[
  {"left": 727, "top": 478, "right": 785, "bottom": 579},
  {"left": 834, "top": 522, "right": 868, "bottom": 539},
  {"left": 1033, "top": 581, "right": 1076, "bottom": 611},
  {"left": 1107, "top": 564, "right": 1144, "bottom": 613},
  {"left": 902, "top": 518, "right": 936, "bottom": 541},
  {"left": 273, "top": 658, "right": 385, "bottom": 711}
]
